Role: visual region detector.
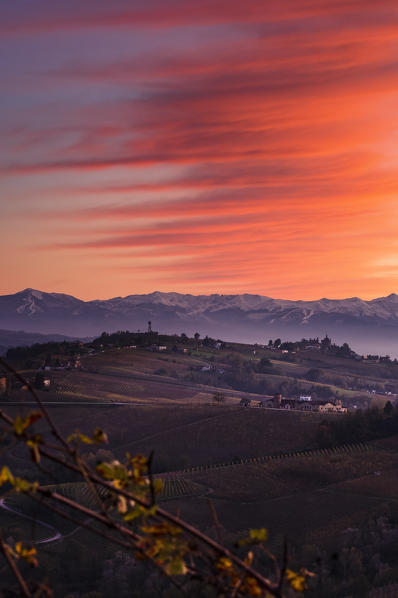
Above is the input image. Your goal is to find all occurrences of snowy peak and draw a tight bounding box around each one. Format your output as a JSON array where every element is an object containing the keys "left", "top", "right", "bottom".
[
  {"left": 1, "top": 289, "right": 398, "bottom": 356},
  {"left": 6, "top": 289, "right": 398, "bottom": 319}
]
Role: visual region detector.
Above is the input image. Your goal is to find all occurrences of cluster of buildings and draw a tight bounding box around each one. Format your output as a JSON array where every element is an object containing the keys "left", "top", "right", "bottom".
[
  {"left": 147, "top": 344, "right": 168, "bottom": 352},
  {"left": 257, "top": 393, "right": 348, "bottom": 413}
]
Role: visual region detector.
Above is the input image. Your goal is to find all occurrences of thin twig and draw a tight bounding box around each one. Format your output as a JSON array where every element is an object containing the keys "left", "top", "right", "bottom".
[
  {"left": 278, "top": 537, "right": 288, "bottom": 593},
  {"left": 75, "top": 452, "right": 107, "bottom": 514},
  {"left": 0, "top": 362, "right": 283, "bottom": 598},
  {"left": 147, "top": 450, "right": 156, "bottom": 506},
  {"left": 207, "top": 499, "right": 223, "bottom": 544},
  {"left": 36, "top": 487, "right": 142, "bottom": 543},
  {"left": 0, "top": 531, "right": 32, "bottom": 598},
  {"left": 0, "top": 407, "right": 282, "bottom": 597},
  {"left": 26, "top": 491, "right": 135, "bottom": 551},
  {"left": 230, "top": 569, "right": 247, "bottom": 598},
  {"left": 38, "top": 445, "right": 282, "bottom": 596},
  {"left": 0, "top": 358, "right": 69, "bottom": 451},
  {"left": 26, "top": 491, "right": 189, "bottom": 597}
]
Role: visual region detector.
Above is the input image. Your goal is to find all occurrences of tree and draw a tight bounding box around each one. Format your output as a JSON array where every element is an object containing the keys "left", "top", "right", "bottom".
[
  {"left": 384, "top": 400, "right": 394, "bottom": 417},
  {"left": 240, "top": 397, "right": 251, "bottom": 407},
  {"left": 306, "top": 368, "right": 323, "bottom": 382},
  {"left": 258, "top": 358, "right": 273, "bottom": 373},
  {"left": 212, "top": 392, "right": 225, "bottom": 405},
  {"left": 194, "top": 332, "right": 200, "bottom": 351},
  {"left": 34, "top": 371, "right": 46, "bottom": 390},
  {"left": 0, "top": 358, "right": 312, "bottom": 598}
]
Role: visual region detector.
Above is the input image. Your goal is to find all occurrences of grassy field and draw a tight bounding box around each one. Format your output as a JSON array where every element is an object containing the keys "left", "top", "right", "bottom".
[
  {"left": 4, "top": 433, "right": 397, "bottom": 583},
  {"left": 157, "top": 436, "right": 398, "bottom": 557},
  {"left": 7, "top": 339, "right": 397, "bottom": 414},
  {"left": 4, "top": 401, "right": 323, "bottom": 477}
]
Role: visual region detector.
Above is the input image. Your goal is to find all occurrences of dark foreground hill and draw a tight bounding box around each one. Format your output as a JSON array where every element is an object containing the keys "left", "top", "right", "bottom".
[{"left": 1, "top": 288, "right": 398, "bottom": 355}]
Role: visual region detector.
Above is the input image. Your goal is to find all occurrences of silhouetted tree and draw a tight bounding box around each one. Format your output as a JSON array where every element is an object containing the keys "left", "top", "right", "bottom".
[
  {"left": 212, "top": 392, "right": 225, "bottom": 405},
  {"left": 384, "top": 400, "right": 394, "bottom": 417}
]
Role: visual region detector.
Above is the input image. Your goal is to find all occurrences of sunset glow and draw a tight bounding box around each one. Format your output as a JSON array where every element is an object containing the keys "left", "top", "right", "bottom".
[{"left": 2, "top": 0, "right": 398, "bottom": 300}]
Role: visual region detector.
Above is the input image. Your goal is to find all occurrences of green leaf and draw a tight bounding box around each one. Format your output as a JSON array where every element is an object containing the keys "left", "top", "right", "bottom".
[
  {"left": 164, "top": 557, "right": 187, "bottom": 576},
  {"left": 238, "top": 528, "right": 268, "bottom": 546}
]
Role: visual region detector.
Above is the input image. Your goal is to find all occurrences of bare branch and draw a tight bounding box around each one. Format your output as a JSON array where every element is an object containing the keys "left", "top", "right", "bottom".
[
  {"left": 38, "top": 445, "right": 282, "bottom": 596},
  {"left": 0, "top": 357, "right": 69, "bottom": 451},
  {"left": 207, "top": 498, "right": 223, "bottom": 544},
  {"left": 278, "top": 537, "right": 288, "bottom": 593},
  {"left": 0, "top": 531, "right": 32, "bottom": 598},
  {"left": 0, "top": 360, "right": 286, "bottom": 598}
]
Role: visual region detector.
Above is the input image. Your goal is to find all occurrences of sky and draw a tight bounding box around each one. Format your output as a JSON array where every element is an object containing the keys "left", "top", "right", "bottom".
[{"left": 1, "top": 0, "right": 398, "bottom": 301}]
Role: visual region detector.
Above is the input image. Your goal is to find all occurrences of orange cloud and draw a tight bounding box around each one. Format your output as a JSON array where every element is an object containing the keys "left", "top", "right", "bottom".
[{"left": 2, "top": 1, "right": 398, "bottom": 299}]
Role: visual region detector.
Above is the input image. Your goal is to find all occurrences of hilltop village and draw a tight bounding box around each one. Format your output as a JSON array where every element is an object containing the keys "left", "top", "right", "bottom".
[{"left": 2, "top": 327, "right": 397, "bottom": 414}]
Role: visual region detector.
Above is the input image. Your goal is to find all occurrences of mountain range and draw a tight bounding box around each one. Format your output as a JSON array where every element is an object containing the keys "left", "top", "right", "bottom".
[{"left": 1, "top": 288, "right": 398, "bottom": 356}]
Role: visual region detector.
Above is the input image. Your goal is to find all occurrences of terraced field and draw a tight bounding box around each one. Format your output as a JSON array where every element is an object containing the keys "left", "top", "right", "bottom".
[
  {"left": 155, "top": 436, "right": 398, "bottom": 551},
  {"left": 159, "top": 479, "right": 207, "bottom": 500},
  {"left": 170, "top": 441, "right": 370, "bottom": 476}
]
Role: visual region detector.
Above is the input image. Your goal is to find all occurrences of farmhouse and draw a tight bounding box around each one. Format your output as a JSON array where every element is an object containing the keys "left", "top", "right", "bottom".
[
  {"left": 257, "top": 399, "right": 274, "bottom": 408},
  {"left": 274, "top": 397, "right": 348, "bottom": 413},
  {"left": 317, "top": 400, "right": 347, "bottom": 414},
  {"left": 148, "top": 345, "right": 168, "bottom": 352}
]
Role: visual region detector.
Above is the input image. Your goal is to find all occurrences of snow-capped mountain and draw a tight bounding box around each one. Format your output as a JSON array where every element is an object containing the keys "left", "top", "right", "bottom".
[{"left": 1, "top": 288, "right": 398, "bottom": 355}]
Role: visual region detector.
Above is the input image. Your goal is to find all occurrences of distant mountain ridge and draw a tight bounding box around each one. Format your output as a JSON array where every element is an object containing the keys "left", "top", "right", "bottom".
[
  {"left": 1, "top": 288, "right": 398, "bottom": 356},
  {"left": 0, "top": 328, "right": 90, "bottom": 356}
]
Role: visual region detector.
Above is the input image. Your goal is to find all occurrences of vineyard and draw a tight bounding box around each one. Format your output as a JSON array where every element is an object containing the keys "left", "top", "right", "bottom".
[
  {"left": 169, "top": 440, "right": 371, "bottom": 477},
  {"left": 38, "top": 478, "right": 207, "bottom": 507},
  {"left": 158, "top": 478, "right": 207, "bottom": 500}
]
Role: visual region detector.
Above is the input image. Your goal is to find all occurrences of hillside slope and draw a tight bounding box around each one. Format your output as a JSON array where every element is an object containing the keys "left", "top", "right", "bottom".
[{"left": 2, "top": 288, "right": 398, "bottom": 355}]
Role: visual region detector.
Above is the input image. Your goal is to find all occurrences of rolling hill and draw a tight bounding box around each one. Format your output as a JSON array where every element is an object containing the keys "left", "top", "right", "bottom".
[{"left": 1, "top": 288, "right": 398, "bottom": 355}]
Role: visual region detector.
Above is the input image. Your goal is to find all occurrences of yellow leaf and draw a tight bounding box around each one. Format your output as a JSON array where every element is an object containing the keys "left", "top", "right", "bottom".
[
  {"left": 217, "top": 557, "right": 234, "bottom": 571},
  {"left": 93, "top": 428, "right": 108, "bottom": 444},
  {"left": 67, "top": 430, "right": 93, "bottom": 444},
  {"left": 244, "top": 551, "right": 254, "bottom": 566},
  {"left": 13, "top": 412, "right": 42, "bottom": 436},
  {"left": 26, "top": 438, "right": 41, "bottom": 464},
  {"left": 244, "top": 576, "right": 262, "bottom": 596},
  {"left": 117, "top": 495, "right": 128, "bottom": 514},
  {"left": 153, "top": 479, "right": 163, "bottom": 494},
  {"left": 15, "top": 542, "right": 38, "bottom": 567},
  {"left": 239, "top": 528, "right": 268, "bottom": 546},
  {"left": 14, "top": 478, "right": 38, "bottom": 493},
  {"left": 286, "top": 569, "right": 307, "bottom": 592},
  {"left": 0, "top": 466, "right": 14, "bottom": 486},
  {"left": 164, "top": 557, "right": 187, "bottom": 576}
]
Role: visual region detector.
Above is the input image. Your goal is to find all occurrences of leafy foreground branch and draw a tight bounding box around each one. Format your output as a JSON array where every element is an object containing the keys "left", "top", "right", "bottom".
[{"left": 0, "top": 358, "right": 313, "bottom": 597}]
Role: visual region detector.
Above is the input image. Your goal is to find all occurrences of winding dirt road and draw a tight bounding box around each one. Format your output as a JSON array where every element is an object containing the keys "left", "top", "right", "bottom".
[{"left": 0, "top": 498, "right": 61, "bottom": 544}]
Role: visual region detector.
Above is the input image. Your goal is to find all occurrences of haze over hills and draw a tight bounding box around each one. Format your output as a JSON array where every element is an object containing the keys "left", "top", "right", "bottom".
[
  {"left": 1, "top": 288, "right": 398, "bottom": 356},
  {"left": 0, "top": 329, "right": 91, "bottom": 356}
]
